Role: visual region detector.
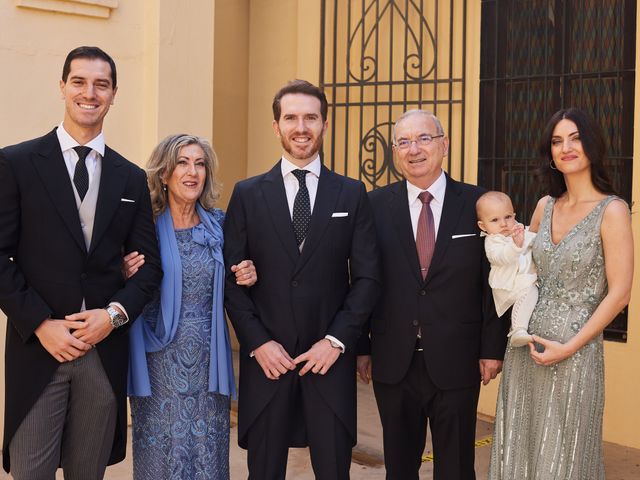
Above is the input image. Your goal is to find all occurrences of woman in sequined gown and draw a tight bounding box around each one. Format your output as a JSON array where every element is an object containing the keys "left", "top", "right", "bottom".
[
  {"left": 489, "top": 108, "right": 633, "bottom": 479},
  {"left": 126, "top": 134, "right": 257, "bottom": 480}
]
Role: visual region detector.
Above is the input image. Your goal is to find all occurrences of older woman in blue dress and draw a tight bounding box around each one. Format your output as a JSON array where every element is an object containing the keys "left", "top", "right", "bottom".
[{"left": 126, "top": 134, "right": 256, "bottom": 480}]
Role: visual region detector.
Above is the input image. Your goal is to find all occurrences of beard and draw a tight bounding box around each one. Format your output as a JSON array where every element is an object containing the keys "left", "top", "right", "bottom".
[{"left": 280, "top": 132, "right": 324, "bottom": 162}]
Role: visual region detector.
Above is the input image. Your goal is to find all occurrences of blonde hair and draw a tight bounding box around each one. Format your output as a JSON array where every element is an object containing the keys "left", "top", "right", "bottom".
[{"left": 146, "top": 134, "right": 221, "bottom": 217}]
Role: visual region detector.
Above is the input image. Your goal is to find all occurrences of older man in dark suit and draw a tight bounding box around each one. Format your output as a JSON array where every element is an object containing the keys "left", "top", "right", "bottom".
[
  {"left": 358, "top": 110, "right": 507, "bottom": 480},
  {"left": 0, "top": 46, "right": 161, "bottom": 479},
  {"left": 224, "top": 79, "right": 380, "bottom": 480}
]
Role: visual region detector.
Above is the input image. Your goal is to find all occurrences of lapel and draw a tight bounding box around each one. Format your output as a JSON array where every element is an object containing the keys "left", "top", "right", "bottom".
[
  {"left": 389, "top": 180, "right": 423, "bottom": 284},
  {"left": 31, "top": 129, "right": 86, "bottom": 253},
  {"left": 294, "top": 165, "right": 342, "bottom": 274},
  {"left": 260, "top": 161, "right": 299, "bottom": 265},
  {"left": 423, "top": 174, "right": 466, "bottom": 285},
  {"left": 88, "top": 146, "right": 128, "bottom": 254}
]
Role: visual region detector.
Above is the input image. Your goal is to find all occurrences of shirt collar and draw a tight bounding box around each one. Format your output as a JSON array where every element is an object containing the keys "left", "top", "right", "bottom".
[
  {"left": 56, "top": 122, "right": 106, "bottom": 156},
  {"left": 280, "top": 155, "right": 322, "bottom": 179},
  {"left": 406, "top": 170, "right": 447, "bottom": 205}
]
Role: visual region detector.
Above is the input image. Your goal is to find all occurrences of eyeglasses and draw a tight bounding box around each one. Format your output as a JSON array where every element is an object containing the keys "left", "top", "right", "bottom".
[{"left": 393, "top": 133, "right": 444, "bottom": 150}]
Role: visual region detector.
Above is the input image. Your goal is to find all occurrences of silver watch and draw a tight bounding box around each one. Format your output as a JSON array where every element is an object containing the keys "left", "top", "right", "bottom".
[{"left": 105, "top": 305, "right": 128, "bottom": 328}]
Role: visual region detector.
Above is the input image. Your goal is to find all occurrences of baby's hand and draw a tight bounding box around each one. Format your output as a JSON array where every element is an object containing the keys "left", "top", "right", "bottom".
[{"left": 511, "top": 223, "right": 525, "bottom": 248}]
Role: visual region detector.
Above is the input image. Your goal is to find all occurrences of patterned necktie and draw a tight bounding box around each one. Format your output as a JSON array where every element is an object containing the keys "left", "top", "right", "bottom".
[
  {"left": 416, "top": 191, "right": 435, "bottom": 280},
  {"left": 73, "top": 146, "right": 92, "bottom": 201},
  {"left": 292, "top": 169, "right": 311, "bottom": 246}
]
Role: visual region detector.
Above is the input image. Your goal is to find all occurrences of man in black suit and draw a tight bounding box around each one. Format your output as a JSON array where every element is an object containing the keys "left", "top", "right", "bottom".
[
  {"left": 0, "top": 46, "right": 161, "bottom": 479},
  {"left": 358, "top": 110, "right": 506, "bottom": 479},
  {"left": 224, "top": 79, "right": 380, "bottom": 480}
]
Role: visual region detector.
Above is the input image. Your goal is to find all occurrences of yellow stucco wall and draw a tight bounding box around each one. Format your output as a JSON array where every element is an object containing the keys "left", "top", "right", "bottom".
[
  {"left": 0, "top": 0, "right": 638, "bottom": 451},
  {"left": 246, "top": 0, "right": 323, "bottom": 176}
]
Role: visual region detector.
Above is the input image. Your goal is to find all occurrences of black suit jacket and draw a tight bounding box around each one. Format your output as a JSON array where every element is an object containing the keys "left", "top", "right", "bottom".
[
  {"left": 223, "top": 161, "right": 380, "bottom": 448},
  {"left": 365, "top": 176, "right": 506, "bottom": 388},
  {"left": 0, "top": 129, "right": 162, "bottom": 471}
]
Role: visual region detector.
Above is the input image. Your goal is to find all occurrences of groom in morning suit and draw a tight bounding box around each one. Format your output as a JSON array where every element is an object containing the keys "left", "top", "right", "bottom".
[
  {"left": 223, "top": 79, "right": 380, "bottom": 479},
  {"left": 358, "top": 110, "right": 507, "bottom": 479},
  {"left": 0, "top": 47, "right": 161, "bottom": 478}
]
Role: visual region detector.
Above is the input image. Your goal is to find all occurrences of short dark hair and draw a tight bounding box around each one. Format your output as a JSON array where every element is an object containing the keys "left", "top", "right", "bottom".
[
  {"left": 62, "top": 46, "right": 117, "bottom": 88},
  {"left": 272, "top": 79, "right": 328, "bottom": 121},
  {"left": 538, "top": 107, "right": 616, "bottom": 198}
]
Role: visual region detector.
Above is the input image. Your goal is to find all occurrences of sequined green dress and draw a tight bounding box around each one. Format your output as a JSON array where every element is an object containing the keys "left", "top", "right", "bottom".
[{"left": 489, "top": 196, "right": 617, "bottom": 480}]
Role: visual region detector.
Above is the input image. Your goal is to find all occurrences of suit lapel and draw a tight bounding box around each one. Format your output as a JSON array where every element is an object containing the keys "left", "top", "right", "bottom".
[
  {"left": 424, "top": 174, "right": 465, "bottom": 284},
  {"left": 89, "top": 147, "right": 128, "bottom": 254},
  {"left": 389, "top": 180, "right": 423, "bottom": 284},
  {"left": 261, "top": 162, "right": 299, "bottom": 264},
  {"left": 294, "top": 165, "right": 341, "bottom": 273},
  {"left": 31, "top": 129, "right": 86, "bottom": 253}
]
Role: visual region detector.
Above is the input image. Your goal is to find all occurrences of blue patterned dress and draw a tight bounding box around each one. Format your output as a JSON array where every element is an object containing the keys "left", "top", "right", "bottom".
[{"left": 130, "top": 213, "right": 230, "bottom": 480}]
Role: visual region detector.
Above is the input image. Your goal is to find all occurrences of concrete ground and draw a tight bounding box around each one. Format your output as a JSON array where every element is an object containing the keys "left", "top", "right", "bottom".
[
  {"left": 59, "top": 380, "right": 640, "bottom": 479},
  {"left": 3, "top": 362, "right": 639, "bottom": 479}
]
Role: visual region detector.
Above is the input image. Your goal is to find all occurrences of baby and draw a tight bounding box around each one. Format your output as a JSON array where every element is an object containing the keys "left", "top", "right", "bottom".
[{"left": 476, "top": 191, "right": 537, "bottom": 347}]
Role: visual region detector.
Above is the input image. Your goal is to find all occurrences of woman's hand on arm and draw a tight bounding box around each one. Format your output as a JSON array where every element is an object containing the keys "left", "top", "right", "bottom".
[
  {"left": 232, "top": 260, "right": 257, "bottom": 287},
  {"left": 122, "top": 251, "right": 145, "bottom": 279}
]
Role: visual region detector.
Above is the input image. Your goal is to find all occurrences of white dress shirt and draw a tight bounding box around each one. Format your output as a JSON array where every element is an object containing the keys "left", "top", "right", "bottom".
[
  {"left": 55, "top": 123, "right": 128, "bottom": 321},
  {"left": 56, "top": 122, "right": 105, "bottom": 186},
  {"left": 406, "top": 169, "right": 447, "bottom": 239},
  {"left": 280, "top": 155, "right": 321, "bottom": 216}
]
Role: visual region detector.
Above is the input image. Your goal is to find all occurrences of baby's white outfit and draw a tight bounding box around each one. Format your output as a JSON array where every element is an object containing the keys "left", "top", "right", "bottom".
[{"left": 484, "top": 229, "right": 538, "bottom": 340}]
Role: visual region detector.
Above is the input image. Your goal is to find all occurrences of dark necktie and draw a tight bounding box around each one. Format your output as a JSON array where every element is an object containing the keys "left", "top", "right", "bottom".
[
  {"left": 292, "top": 169, "right": 311, "bottom": 246},
  {"left": 416, "top": 191, "right": 435, "bottom": 280},
  {"left": 73, "top": 146, "right": 92, "bottom": 201}
]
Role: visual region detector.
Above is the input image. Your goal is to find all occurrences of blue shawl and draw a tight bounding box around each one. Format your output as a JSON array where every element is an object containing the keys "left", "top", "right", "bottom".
[{"left": 128, "top": 204, "right": 236, "bottom": 398}]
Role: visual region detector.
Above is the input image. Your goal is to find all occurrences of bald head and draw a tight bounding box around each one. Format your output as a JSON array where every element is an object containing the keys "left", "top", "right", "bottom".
[
  {"left": 476, "top": 191, "right": 513, "bottom": 217},
  {"left": 392, "top": 110, "right": 444, "bottom": 143}
]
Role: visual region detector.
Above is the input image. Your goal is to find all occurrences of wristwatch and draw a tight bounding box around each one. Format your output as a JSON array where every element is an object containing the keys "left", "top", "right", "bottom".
[
  {"left": 328, "top": 338, "right": 342, "bottom": 349},
  {"left": 105, "top": 305, "right": 128, "bottom": 328}
]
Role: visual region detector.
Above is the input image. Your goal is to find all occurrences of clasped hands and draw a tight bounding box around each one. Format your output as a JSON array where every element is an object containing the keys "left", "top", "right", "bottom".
[
  {"left": 254, "top": 339, "right": 341, "bottom": 380},
  {"left": 35, "top": 307, "right": 117, "bottom": 363}
]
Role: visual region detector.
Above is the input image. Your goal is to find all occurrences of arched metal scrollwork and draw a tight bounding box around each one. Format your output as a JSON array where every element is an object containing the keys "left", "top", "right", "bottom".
[
  {"left": 359, "top": 122, "right": 402, "bottom": 186},
  {"left": 320, "top": 0, "right": 466, "bottom": 189},
  {"left": 348, "top": 0, "right": 436, "bottom": 83}
]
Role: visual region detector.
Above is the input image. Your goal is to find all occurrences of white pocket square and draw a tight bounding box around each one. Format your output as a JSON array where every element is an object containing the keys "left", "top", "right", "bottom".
[
  {"left": 332, "top": 212, "right": 349, "bottom": 217},
  {"left": 120, "top": 198, "right": 135, "bottom": 203},
  {"left": 451, "top": 233, "right": 476, "bottom": 239}
]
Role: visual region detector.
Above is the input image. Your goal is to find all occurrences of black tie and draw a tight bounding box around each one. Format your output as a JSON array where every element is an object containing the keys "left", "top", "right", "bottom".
[
  {"left": 292, "top": 169, "right": 311, "bottom": 246},
  {"left": 73, "top": 146, "right": 91, "bottom": 201}
]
